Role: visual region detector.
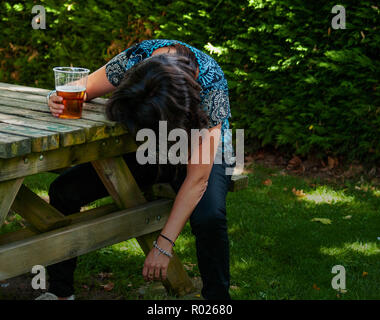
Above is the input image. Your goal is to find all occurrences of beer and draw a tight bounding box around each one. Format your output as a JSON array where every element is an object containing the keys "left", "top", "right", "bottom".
[
  {"left": 53, "top": 67, "right": 90, "bottom": 120},
  {"left": 56, "top": 86, "right": 86, "bottom": 119}
]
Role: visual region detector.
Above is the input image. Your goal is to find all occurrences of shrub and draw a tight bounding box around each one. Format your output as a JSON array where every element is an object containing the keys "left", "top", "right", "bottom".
[{"left": 0, "top": 0, "right": 379, "bottom": 162}]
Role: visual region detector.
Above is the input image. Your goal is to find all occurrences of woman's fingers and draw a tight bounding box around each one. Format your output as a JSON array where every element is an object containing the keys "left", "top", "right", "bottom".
[
  {"left": 154, "top": 266, "right": 161, "bottom": 280},
  {"left": 48, "top": 95, "right": 64, "bottom": 117}
]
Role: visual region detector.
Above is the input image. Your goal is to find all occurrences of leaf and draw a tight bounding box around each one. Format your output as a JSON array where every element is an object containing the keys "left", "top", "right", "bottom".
[
  {"left": 292, "top": 187, "right": 306, "bottom": 197},
  {"left": 313, "top": 283, "right": 320, "bottom": 290},
  {"left": 311, "top": 218, "right": 332, "bottom": 225},
  {"left": 362, "top": 271, "right": 368, "bottom": 277},
  {"left": 101, "top": 282, "right": 115, "bottom": 291},
  {"left": 98, "top": 272, "right": 113, "bottom": 280},
  {"left": 262, "top": 179, "right": 272, "bottom": 186},
  {"left": 343, "top": 215, "right": 352, "bottom": 220}
]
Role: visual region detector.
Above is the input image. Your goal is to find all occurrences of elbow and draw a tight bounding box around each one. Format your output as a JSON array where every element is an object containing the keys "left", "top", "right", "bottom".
[{"left": 187, "top": 174, "right": 209, "bottom": 199}]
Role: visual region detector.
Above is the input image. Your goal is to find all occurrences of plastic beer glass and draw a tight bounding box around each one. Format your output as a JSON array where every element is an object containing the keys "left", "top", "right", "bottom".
[{"left": 53, "top": 67, "right": 90, "bottom": 119}]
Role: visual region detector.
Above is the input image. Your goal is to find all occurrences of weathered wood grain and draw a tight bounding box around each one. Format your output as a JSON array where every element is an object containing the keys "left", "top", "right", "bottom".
[
  {"left": 0, "top": 199, "right": 173, "bottom": 281},
  {"left": 0, "top": 178, "right": 23, "bottom": 227},
  {"left": 229, "top": 174, "right": 249, "bottom": 192},
  {"left": 0, "top": 132, "right": 31, "bottom": 158},
  {"left": 0, "top": 92, "right": 114, "bottom": 124},
  {"left": 0, "top": 82, "right": 108, "bottom": 105},
  {"left": 0, "top": 102, "right": 111, "bottom": 142},
  {"left": 0, "top": 123, "right": 59, "bottom": 152},
  {"left": 0, "top": 203, "right": 119, "bottom": 246},
  {"left": 0, "top": 97, "right": 127, "bottom": 135},
  {"left": 0, "top": 113, "right": 85, "bottom": 147},
  {"left": 11, "top": 185, "right": 71, "bottom": 232},
  {"left": 0, "top": 134, "right": 137, "bottom": 182}
]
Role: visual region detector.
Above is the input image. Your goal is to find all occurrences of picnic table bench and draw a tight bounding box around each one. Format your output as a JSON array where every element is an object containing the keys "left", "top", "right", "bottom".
[{"left": 0, "top": 82, "right": 247, "bottom": 297}]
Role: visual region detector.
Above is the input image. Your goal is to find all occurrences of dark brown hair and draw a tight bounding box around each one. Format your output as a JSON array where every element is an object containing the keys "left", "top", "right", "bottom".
[{"left": 106, "top": 46, "right": 208, "bottom": 138}]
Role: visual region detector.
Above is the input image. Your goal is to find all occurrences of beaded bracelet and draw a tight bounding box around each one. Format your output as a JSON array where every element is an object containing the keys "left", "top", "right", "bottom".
[
  {"left": 159, "top": 233, "right": 175, "bottom": 247},
  {"left": 153, "top": 240, "right": 173, "bottom": 258}
]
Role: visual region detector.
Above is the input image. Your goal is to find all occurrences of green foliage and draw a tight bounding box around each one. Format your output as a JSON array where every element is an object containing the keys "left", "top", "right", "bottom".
[{"left": 0, "top": 0, "right": 379, "bottom": 161}]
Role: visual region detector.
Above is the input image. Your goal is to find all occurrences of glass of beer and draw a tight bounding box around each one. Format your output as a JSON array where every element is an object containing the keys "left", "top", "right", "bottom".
[{"left": 53, "top": 67, "right": 90, "bottom": 119}]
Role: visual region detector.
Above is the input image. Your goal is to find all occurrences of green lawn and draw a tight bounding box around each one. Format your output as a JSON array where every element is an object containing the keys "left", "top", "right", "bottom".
[{"left": 2, "top": 164, "right": 380, "bottom": 300}]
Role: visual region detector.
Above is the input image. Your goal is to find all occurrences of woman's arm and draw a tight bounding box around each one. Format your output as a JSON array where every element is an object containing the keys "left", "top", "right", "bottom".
[
  {"left": 84, "top": 65, "right": 116, "bottom": 101},
  {"left": 143, "top": 123, "right": 222, "bottom": 281},
  {"left": 47, "top": 65, "right": 116, "bottom": 116}
]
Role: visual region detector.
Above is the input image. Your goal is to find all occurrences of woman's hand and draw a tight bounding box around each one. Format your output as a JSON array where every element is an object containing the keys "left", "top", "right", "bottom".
[
  {"left": 142, "top": 238, "right": 173, "bottom": 281},
  {"left": 48, "top": 92, "right": 64, "bottom": 117}
]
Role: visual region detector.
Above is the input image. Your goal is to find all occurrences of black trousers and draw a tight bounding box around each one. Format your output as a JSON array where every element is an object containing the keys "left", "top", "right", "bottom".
[{"left": 47, "top": 152, "right": 233, "bottom": 300}]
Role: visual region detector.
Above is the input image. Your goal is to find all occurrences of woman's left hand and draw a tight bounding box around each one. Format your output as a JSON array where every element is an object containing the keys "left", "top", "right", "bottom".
[{"left": 142, "top": 240, "right": 172, "bottom": 281}]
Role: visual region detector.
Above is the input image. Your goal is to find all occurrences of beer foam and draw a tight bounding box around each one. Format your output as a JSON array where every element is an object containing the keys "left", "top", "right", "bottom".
[{"left": 56, "top": 85, "right": 85, "bottom": 92}]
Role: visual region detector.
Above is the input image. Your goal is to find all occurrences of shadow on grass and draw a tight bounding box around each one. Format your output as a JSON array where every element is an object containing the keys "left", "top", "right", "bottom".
[{"left": 226, "top": 164, "right": 380, "bottom": 300}]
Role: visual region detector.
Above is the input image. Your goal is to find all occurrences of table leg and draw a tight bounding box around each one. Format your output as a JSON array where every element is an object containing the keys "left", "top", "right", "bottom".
[
  {"left": 92, "top": 156, "right": 195, "bottom": 297},
  {"left": 0, "top": 178, "right": 24, "bottom": 227}
]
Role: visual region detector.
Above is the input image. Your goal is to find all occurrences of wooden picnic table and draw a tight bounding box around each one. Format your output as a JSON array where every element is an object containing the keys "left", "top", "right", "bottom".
[{"left": 0, "top": 82, "right": 195, "bottom": 296}]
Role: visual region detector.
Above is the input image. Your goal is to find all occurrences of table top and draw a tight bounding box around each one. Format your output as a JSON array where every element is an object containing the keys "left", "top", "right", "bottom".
[{"left": 0, "top": 82, "right": 127, "bottom": 159}]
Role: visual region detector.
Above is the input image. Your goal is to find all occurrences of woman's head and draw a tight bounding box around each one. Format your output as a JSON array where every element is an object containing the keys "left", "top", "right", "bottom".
[{"left": 106, "top": 46, "right": 208, "bottom": 138}]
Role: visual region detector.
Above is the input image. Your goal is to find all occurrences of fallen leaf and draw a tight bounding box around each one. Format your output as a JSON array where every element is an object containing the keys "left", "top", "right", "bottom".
[
  {"left": 98, "top": 272, "right": 113, "bottom": 280},
  {"left": 101, "top": 282, "right": 114, "bottom": 291},
  {"left": 195, "top": 294, "right": 201, "bottom": 298},
  {"left": 343, "top": 215, "right": 352, "bottom": 220},
  {"left": 311, "top": 218, "right": 332, "bottom": 225},
  {"left": 362, "top": 271, "right": 368, "bottom": 277},
  {"left": 313, "top": 283, "right": 320, "bottom": 290},
  {"left": 283, "top": 187, "right": 288, "bottom": 191},
  {"left": 262, "top": 179, "right": 272, "bottom": 186},
  {"left": 292, "top": 187, "right": 306, "bottom": 197}
]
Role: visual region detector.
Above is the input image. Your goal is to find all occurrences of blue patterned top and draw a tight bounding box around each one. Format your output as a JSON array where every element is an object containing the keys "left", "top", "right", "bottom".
[{"left": 105, "top": 39, "right": 233, "bottom": 163}]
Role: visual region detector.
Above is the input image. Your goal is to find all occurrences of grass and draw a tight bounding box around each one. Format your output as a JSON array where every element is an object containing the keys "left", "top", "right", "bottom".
[{"left": 1, "top": 163, "right": 380, "bottom": 300}]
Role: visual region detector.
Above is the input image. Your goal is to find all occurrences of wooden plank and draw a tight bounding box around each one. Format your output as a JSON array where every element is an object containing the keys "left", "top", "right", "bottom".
[
  {"left": 0, "top": 102, "right": 110, "bottom": 142},
  {"left": 0, "top": 113, "right": 86, "bottom": 147},
  {"left": 92, "top": 156, "right": 195, "bottom": 296},
  {"left": 0, "top": 123, "right": 59, "bottom": 152},
  {"left": 0, "top": 98, "right": 127, "bottom": 136},
  {"left": 0, "top": 178, "right": 23, "bottom": 227},
  {"left": 0, "top": 134, "right": 137, "bottom": 182},
  {"left": 11, "top": 185, "right": 71, "bottom": 232},
  {"left": 0, "top": 131, "right": 31, "bottom": 158},
  {"left": 0, "top": 199, "right": 173, "bottom": 281},
  {"left": 0, "top": 82, "right": 49, "bottom": 96},
  {"left": 92, "top": 157, "right": 146, "bottom": 209},
  {"left": 0, "top": 203, "right": 118, "bottom": 246},
  {"left": 229, "top": 174, "right": 249, "bottom": 192},
  {"left": 0, "top": 82, "right": 108, "bottom": 105},
  {"left": 0, "top": 92, "right": 115, "bottom": 124}
]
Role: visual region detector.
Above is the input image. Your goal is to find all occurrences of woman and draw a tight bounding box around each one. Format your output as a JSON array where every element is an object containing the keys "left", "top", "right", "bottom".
[{"left": 38, "top": 39, "right": 235, "bottom": 300}]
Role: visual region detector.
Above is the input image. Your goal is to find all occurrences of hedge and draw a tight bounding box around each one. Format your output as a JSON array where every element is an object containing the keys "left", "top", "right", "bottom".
[{"left": 0, "top": 0, "right": 379, "bottom": 162}]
